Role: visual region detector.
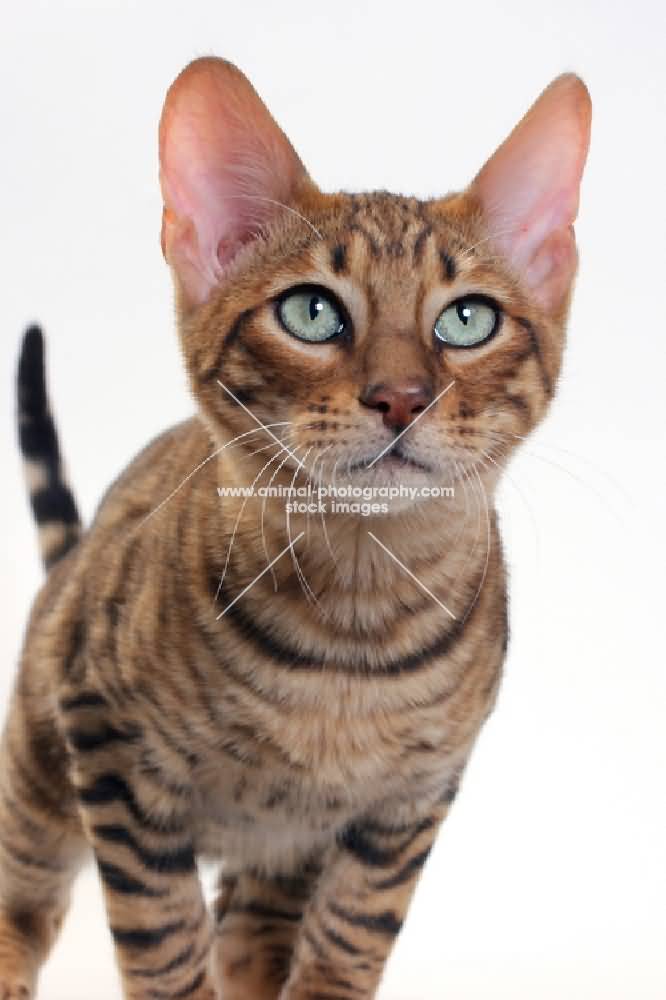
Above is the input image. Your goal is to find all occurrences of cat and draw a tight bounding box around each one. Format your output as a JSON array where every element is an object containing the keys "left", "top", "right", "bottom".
[{"left": 0, "top": 57, "right": 590, "bottom": 1000}]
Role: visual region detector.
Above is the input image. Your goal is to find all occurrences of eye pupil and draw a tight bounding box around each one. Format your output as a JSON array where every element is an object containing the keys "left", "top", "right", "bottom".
[
  {"left": 458, "top": 303, "right": 472, "bottom": 325},
  {"left": 309, "top": 296, "right": 323, "bottom": 321}
]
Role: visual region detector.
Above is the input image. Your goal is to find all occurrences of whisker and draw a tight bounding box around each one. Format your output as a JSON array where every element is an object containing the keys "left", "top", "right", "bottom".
[
  {"left": 245, "top": 441, "right": 282, "bottom": 459},
  {"left": 260, "top": 440, "right": 296, "bottom": 592},
  {"left": 312, "top": 446, "right": 340, "bottom": 574},
  {"left": 481, "top": 428, "right": 625, "bottom": 525},
  {"left": 449, "top": 457, "right": 474, "bottom": 553},
  {"left": 214, "top": 443, "right": 289, "bottom": 603},
  {"left": 460, "top": 465, "right": 493, "bottom": 625},
  {"left": 457, "top": 453, "right": 484, "bottom": 583},
  {"left": 504, "top": 431, "right": 633, "bottom": 507},
  {"left": 457, "top": 224, "right": 523, "bottom": 262},
  {"left": 215, "top": 194, "right": 323, "bottom": 241},
  {"left": 285, "top": 446, "right": 327, "bottom": 615},
  {"left": 478, "top": 446, "right": 541, "bottom": 573},
  {"left": 302, "top": 444, "right": 327, "bottom": 547},
  {"left": 136, "top": 421, "right": 291, "bottom": 530}
]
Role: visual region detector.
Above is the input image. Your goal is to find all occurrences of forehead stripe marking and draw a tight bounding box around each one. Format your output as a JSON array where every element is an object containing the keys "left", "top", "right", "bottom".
[
  {"left": 330, "top": 244, "right": 348, "bottom": 274},
  {"left": 439, "top": 250, "right": 457, "bottom": 282},
  {"left": 412, "top": 225, "right": 433, "bottom": 265}
]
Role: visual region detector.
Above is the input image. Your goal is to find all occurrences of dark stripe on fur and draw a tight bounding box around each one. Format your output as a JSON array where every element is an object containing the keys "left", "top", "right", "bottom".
[
  {"left": 129, "top": 943, "right": 195, "bottom": 979},
  {"left": 439, "top": 250, "right": 457, "bottom": 281},
  {"left": 516, "top": 316, "right": 552, "bottom": 396},
  {"left": 59, "top": 692, "right": 109, "bottom": 712},
  {"left": 349, "top": 223, "right": 380, "bottom": 258},
  {"left": 62, "top": 619, "right": 86, "bottom": 679},
  {"left": 200, "top": 309, "right": 252, "bottom": 384},
  {"left": 212, "top": 571, "right": 481, "bottom": 675},
  {"left": 372, "top": 847, "right": 431, "bottom": 891},
  {"left": 226, "top": 901, "right": 301, "bottom": 923},
  {"left": 78, "top": 773, "right": 186, "bottom": 834},
  {"left": 93, "top": 823, "right": 195, "bottom": 874},
  {"left": 66, "top": 723, "right": 141, "bottom": 753},
  {"left": 318, "top": 920, "right": 362, "bottom": 956},
  {"left": 30, "top": 484, "right": 79, "bottom": 525},
  {"left": 111, "top": 920, "right": 186, "bottom": 951},
  {"left": 97, "top": 858, "right": 168, "bottom": 897},
  {"left": 505, "top": 393, "right": 531, "bottom": 422},
  {"left": 412, "top": 224, "right": 432, "bottom": 265},
  {"left": 328, "top": 902, "right": 402, "bottom": 937},
  {"left": 338, "top": 816, "right": 434, "bottom": 868},
  {"left": 331, "top": 244, "right": 348, "bottom": 274}
]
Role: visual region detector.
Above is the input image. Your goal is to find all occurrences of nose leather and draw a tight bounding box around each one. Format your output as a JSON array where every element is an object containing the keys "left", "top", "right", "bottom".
[{"left": 359, "top": 379, "right": 434, "bottom": 431}]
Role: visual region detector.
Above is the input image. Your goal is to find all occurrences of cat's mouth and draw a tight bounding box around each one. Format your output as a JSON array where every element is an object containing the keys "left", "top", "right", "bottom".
[{"left": 348, "top": 443, "right": 433, "bottom": 475}]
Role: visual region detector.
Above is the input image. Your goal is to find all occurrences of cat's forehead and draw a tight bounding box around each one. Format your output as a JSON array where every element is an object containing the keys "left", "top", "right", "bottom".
[
  {"left": 333, "top": 191, "right": 431, "bottom": 245},
  {"left": 273, "top": 189, "right": 508, "bottom": 323},
  {"left": 313, "top": 191, "right": 470, "bottom": 263}
]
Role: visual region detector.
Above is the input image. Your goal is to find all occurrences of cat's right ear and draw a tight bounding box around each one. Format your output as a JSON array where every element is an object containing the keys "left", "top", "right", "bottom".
[{"left": 159, "top": 57, "right": 310, "bottom": 310}]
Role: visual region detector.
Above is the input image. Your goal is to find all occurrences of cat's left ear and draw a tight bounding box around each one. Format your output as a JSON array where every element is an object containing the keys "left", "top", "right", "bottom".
[
  {"left": 159, "top": 57, "right": 312, "bottom": 310},
  {"left": 469, "top": 74, "right": 591, "bottom": 312}
]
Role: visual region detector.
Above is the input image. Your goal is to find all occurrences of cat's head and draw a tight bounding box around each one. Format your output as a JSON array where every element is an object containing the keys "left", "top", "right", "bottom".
[{"left": 159, "top": 58, "right": 590, "bottom": 499}]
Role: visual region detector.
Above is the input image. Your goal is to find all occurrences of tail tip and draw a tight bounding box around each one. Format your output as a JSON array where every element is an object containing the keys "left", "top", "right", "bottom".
[
  {"left": 18, "top": 323, "right": 47, "bottom": 416},
  {"left": 21, "top": 323, "right": 45, "bottom": 365}
]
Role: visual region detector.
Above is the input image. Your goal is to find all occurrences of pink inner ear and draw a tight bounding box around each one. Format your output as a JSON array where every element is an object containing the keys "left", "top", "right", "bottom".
[
  {"left": 471, "top": 74, "right": 591, "bottom": 309},
  {"left": 159, "top": 58, "right": 308, "bottom": 308}
]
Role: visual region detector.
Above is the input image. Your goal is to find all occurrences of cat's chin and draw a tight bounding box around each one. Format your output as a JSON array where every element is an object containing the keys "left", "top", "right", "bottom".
[{"left": 316, "top": 451, "right": 454, "bottom": 517}]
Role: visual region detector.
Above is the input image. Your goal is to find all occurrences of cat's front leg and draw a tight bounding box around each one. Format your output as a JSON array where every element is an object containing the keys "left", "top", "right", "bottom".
[
  {"left": 279, "top": 799, "right": 449, "bottom": 1000},
  {"left": 211, "top": 860, "right": 324, "bottom": 1000},
  {"left": 64, "top": 702, "right": 217, "bottom": 1000}
]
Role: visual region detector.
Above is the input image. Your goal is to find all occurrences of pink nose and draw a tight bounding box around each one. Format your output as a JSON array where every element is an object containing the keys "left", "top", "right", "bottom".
[{"left": 360, "top": 380, "right": 434, "bottom": 431}]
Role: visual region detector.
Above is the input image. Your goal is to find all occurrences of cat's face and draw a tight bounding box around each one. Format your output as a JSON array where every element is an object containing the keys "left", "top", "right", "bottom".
[
  {"left": 159, "top": 59, "right": 590, "bottom": 499},
  {"left": 182, "top": 189, "right": 558, "bottom": 493}
]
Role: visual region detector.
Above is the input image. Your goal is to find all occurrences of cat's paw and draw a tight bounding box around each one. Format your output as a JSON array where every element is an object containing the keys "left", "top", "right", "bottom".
[
  {"left": 0, "top": 981, "right": 33, "bottom": 1000},
  {"left": 0, "top": 914, "right": 38, "bottom": 1000}
]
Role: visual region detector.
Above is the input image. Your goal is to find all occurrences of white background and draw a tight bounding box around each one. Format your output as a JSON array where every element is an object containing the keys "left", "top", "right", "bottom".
[{"left": 1, "top": 1, "right": 665, "bottom": 998}]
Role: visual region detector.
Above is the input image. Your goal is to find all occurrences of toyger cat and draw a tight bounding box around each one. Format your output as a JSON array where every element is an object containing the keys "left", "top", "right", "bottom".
[{"left": 0, "top": 58, "right": 590, "bottom": 999}]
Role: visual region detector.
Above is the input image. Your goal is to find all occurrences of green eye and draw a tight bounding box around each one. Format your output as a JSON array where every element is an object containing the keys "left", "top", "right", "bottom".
[
  {"left": 277, "top": 286, "right": 345, "bottom": 343},
  {"left": 434, "top": 297, "right": 500, "bottom": 348}
]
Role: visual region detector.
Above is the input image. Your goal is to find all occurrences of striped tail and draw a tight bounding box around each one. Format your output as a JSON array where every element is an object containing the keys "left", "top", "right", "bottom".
[{"left": 17, "top": 325, "right": 81, "bottom": 570}]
